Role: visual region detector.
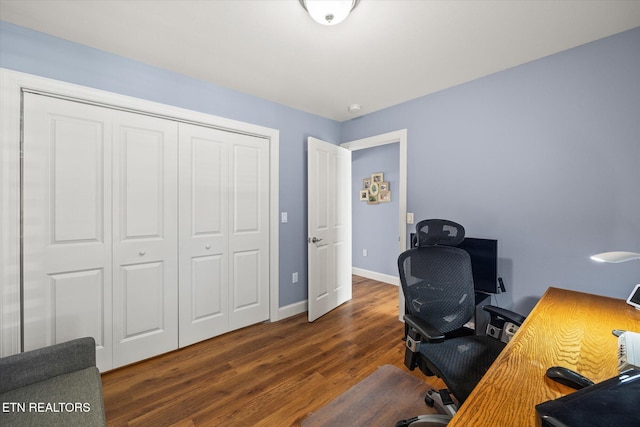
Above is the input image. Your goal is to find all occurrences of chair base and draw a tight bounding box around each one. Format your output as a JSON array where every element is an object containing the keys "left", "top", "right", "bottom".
[
  {"left": 425, "top": 388, "right": 457, "bottom": 417},
  {"left": 395, "top": 388, "right": 456, "bottom": 426},
  {"left": 396, "top": 414, "right": 452, "bottom": 427}
]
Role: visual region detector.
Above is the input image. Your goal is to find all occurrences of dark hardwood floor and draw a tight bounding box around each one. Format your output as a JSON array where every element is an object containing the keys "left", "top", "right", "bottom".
[{"left": 101, "top": 276, "right": 444, "bottom": 426}]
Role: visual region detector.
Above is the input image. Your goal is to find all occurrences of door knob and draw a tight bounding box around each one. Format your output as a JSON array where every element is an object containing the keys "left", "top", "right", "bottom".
[
  {"left": 138, "top": 250, "right": 146, "bottom": 256},
  {"left": 311, "top": 237, "right": 323, "bottom": 244}
]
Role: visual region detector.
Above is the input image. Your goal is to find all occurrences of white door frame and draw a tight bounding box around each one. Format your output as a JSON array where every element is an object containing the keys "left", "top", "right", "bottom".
[
  {"left": 341, "top": 129, "right": 408, "bottom": 320},
  {"left": 0, "top": 68, "right": 280, "bottom": 356}
]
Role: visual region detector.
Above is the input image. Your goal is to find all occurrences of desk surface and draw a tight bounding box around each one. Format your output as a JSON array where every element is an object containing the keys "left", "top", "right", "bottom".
[{"left": 449, "top": 287, "right": 640, "bottom": 427}]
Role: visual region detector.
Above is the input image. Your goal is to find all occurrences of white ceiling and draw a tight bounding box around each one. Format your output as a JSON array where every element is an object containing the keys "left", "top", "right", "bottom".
[{"left": 1, "top": 0, "right": 640, "bottom": 121}]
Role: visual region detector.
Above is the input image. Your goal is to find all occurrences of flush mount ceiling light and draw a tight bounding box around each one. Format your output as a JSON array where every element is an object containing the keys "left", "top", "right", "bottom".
[{"left": 299, "top": 0, "right": 360, "bottom": 26}]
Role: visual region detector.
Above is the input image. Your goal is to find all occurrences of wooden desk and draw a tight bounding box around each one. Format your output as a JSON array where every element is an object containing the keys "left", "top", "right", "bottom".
[{"left": 449, "top": 287, "right": 640, "bottom": 427}]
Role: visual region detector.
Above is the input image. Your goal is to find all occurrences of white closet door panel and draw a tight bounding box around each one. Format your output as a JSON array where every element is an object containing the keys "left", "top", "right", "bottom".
[
  {"left": 22, "top": 94, "right": 113, "bottom": 371},
  {"left": 232, "top": 250, "right": 261, "bottom": 307},
  {"left": 178, "top": 124, "right": 229, "bottom": 347},
  {"left": 50, "top": 120, "right": 103, "bottom": 242},
  {"left": 233, "top": 145, "right": 261, "bottom": 232},
  {"left": 191, "top": 255, "right": 224, "bottom": 318},
  {"left": 192, "top": 141, "right": 226, "bottom": 236},
  {"left": 112, "top": 112, "right": 178, "bottom": 368},
  {"left": 229, "top": 134, "right": 269, "bottom": 330},
  {"left": 122, "top": 130, "right": 163, "bottom": 238},
  {"left": 48, "top": 269, "right": 105, "bottom": 344},
  {"left": 120, "top": 262, "right": 165, "bottom": 336}
]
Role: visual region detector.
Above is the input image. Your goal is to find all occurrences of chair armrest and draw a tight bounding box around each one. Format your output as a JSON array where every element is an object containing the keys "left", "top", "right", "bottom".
[
  {"left": 483, "top": 305, "right": 526, "bottom": 326},
  {"left": 0, "top": 337, "right": 96, "bottom": 393},
  {"left": 404, "top": 314, "right": 445, "bottom": 343}
]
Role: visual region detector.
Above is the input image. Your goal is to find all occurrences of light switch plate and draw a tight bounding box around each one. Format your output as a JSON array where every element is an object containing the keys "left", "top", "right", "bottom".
[{"left": 407, "top": 213, "right": 414, "bottom": 224}]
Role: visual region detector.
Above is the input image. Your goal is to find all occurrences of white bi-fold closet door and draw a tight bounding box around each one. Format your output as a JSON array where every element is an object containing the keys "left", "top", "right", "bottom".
[
  {"left": 22, "top": 93, "right": 269, "bottom": 371},
  {"left": 178, "top": 123, "right": 270, "bottom": 347},
  {"left": 22, "top": 93, "right": 178, "bottom": 370}
]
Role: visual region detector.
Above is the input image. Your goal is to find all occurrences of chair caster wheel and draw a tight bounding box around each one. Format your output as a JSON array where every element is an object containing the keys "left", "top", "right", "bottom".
[
  {"left": 425, "top": 391, "right": 435, "bottom": 407},
  {"left": 396, "top": 418, "right": 415, "bottom": 427}
]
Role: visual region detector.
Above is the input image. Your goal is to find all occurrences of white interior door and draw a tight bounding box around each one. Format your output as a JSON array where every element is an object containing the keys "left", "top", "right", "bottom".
[
  {"left": 178, "top": 123, "right": 230, "bottom": 347},
  {"left": 22, "top": 93, "right": 114, "bottom": 370},
  {"left": 307, "top": 137, "right": 352, "bottom": 322},
  {"left": 111, "top": 111, "right": 178, "bottom": 368}
]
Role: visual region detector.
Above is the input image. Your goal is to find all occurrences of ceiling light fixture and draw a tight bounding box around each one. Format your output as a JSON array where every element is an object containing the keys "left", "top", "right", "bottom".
[
  {"left": 299, "top": 0, "right": 360, "bottom": 26},
  {"left": 348, "top": 104, "right": 361, "bottom": 113}
]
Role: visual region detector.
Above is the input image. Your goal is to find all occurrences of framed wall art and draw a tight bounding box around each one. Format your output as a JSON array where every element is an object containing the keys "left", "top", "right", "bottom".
[{"left": 360, "top": 172, "right": 391, "bottom": 205}]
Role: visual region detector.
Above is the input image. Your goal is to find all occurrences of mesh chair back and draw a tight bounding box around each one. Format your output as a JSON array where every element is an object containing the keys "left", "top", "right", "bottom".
[
  {"left": 399, "top": 220, "right": 475, "bottom": 334},
  {"left": 415, "top": 219, "right": 465, "bottom": 247}
]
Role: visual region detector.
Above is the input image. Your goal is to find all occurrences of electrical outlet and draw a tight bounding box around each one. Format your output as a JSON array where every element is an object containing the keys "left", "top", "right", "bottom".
[
  {"left": 363, "top": 249, "right": 368, "bottom": 257},
  {"left": 292, "top": 272, "right": 298, "bottom": 283}
]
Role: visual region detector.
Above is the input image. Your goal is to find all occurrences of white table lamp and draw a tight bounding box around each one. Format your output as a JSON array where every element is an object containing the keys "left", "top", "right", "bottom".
[
  {"left": 590, "top": 251, "right": 640, "bottom": 263},
  {"left": 591, "top": 251, "right": 640, "bottom": 310}
]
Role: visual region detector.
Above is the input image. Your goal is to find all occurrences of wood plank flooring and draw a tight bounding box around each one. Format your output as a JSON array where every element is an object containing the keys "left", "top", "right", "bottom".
[{"left": 101, "top": 276, "right": 444, "bottom": 426}]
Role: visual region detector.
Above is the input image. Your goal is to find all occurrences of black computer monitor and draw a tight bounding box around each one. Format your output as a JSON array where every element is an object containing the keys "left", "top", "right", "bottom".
[
  {"left": 457, "top": 237, "right": 499, "bottom": 294},
  {"left": 409, "top": 233, "right": 499, "bottom": 294}
]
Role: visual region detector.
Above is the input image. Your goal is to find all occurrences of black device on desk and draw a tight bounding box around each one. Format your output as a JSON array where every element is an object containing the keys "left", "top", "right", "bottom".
[
  {"left": 546, "top": 366, "right": 595, "bottom": 389},
  {"left": 409, "top": 233, "right": 504, "bottom": 337},
  {"left": 410, "top": 234, "right": 499, "bottom": 294},
  {"left": 536, "top": 369, "right": 640, "bottom": 426}
]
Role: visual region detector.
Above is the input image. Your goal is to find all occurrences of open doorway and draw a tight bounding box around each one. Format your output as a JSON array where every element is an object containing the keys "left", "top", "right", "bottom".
[{"left": 341, "top": 130, "right": 407, "bottom": 320}]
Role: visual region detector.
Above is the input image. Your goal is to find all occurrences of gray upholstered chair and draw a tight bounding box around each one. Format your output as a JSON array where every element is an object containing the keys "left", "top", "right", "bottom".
[{"left": 0, "top": 337, "right": 106, "bottom": 426}]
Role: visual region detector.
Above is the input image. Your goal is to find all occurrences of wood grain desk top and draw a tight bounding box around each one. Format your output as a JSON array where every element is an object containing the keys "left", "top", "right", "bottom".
[{"left": 448, "top": 287, "right": 640, "bottom": 427}]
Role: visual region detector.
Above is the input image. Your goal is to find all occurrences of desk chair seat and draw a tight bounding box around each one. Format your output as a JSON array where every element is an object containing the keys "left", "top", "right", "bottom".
[
  {"left": 413, "top": 333, "right": 505, "bottom": 403},
  {"left": 398, "top": 219, "right": 524, "bottom": 422}
]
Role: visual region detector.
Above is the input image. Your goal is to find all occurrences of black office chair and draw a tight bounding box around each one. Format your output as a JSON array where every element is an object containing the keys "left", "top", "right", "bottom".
[{"left": 397, "top": 219, "right": 525, "bottom": 424}]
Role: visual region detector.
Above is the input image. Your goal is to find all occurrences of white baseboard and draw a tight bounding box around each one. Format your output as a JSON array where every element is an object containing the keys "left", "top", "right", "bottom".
[
  {"left": 352, "top": 267, "right": 399, "bottom": 286},
  {"left": 276, "top": 300, "right": 308, "bottom": 321}
]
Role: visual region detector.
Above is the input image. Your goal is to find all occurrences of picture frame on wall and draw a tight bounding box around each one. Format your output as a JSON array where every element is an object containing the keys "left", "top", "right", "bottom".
[
  {"left": 363, "top": 177, "right": 371, "bottom": 190},
  {"left": 360, "top": 172, "right": 389, "bottom": 205}
]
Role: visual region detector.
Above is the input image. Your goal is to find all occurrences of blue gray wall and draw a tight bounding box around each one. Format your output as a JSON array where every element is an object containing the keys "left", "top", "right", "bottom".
[
  {"left": 2, "top": 21, "right": 639, "bottom": 314},
  {"left": 351, "top": 144, "right": 399, "bottom": 277},
  {"left": 343, "top": 27, "right": 640, "bottom": 313},
  {"left": 0, "top": 21, "right": 340, "bottom": 308}
]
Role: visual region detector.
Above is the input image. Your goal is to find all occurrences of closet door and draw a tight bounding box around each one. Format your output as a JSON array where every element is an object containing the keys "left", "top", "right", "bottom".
[
  {"left": 22, "top": 90, "right": 268, "bottom": 367},
  {"left": 178, "top": 124, "right": 229, "bottom": 347},
  {"left": 22, "top": 93, "right": 114, "bottom": 371},
  {"left": 111, "top": 111, "right": 178, "bottom": 368},
  {"left": 179, "top": 126, "right": 270, "bottom": 344},
  {"left": 228, "top": 133, "right": 270, "bottom": 330}
]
